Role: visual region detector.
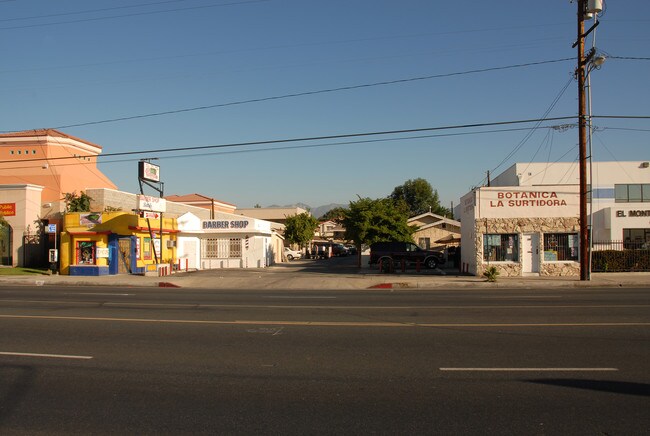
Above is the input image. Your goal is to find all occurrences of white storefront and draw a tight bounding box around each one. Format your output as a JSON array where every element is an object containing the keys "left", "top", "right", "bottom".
[
  {"left": 176, "top": 211, "right": 279, "bottom": 269},
  {"left": 460, "top": 161, "right": 650, "bottom": 277}
]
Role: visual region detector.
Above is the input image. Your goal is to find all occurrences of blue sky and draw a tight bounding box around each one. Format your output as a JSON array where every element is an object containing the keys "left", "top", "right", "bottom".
[{"left": 1, "top": 0, "right": 648, "bottom": 211}]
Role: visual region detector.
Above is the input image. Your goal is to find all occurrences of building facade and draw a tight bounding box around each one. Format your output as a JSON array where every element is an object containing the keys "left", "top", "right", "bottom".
[
  {"left": 176, "top": 211, "right": 281, "bottom": 269},
  {"left": 460, "top": 161, "right": 650, "bottom": 277},
  {"left": 0, "top": 130, "right": 117, "bottom": 267}
]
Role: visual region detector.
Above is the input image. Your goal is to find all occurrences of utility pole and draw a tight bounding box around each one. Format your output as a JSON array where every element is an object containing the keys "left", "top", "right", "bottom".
[
  {"left": 577, "top": 0, "right": 589, "bottom": 281},
  {"left": 575, "top": 0, "right": 602, "bottom": 280}
]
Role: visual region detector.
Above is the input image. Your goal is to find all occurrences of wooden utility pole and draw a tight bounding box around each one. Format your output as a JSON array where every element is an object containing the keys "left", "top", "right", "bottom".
[{"left": 576, "top": 0, "right": 589, "bottom": 281}]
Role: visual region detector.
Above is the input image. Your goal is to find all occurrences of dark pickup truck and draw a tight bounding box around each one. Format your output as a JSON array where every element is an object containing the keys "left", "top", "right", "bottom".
[{"left": 370, "top": 241, "right": 444, "bottom": 269}]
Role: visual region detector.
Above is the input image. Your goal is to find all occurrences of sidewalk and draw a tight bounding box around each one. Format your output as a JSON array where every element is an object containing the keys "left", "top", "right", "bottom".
[{"left": 0, "top": 266, "right": 647, "bottom": 290}]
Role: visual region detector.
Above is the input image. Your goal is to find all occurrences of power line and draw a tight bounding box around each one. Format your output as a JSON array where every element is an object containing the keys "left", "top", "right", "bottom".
[
  {"left": 592, "top": 115, "right": 650, "bottom": 119},
  {"left": 0, "top": 0, "right": 269, "bottom": 30},
  {"left": 40, "top": 58, "right": 573, "bottom": 130},
  {"left": 0, "top": 0, "right": 192, "bottom": 22},
  {"left": 609, "top": 56, "right": 650, "bottom": 61},
  {"left": 0, "top": 116, "right": 577, "bottom": 166},
  {"left": 474, "top": 76, "right": 574, "bottom": 187},
  {"left": 4, "top": 125, "right": 574, "bottom": 171}
]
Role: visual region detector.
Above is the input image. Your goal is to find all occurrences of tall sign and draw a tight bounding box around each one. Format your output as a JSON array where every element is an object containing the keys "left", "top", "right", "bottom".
[
  {"left": 139, "top": 161, "right": 160, "bottom": 182},
  {"left": 138, "top": 160, "right": 164, "bottom": 264}
]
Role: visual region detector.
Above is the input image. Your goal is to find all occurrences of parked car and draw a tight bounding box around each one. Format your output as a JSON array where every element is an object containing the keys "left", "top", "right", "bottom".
[
  {"left": 331, "top": 243, "right": 349, "bottom": 256},
  {"left": 284, "top": 247, "right": 302, "bottom": 260},
  {"left": 369, "top": 241, "right": 444, "bottom": 269}
]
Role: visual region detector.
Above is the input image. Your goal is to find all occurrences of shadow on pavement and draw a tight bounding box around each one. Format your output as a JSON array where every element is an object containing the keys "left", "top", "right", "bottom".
[
  {"left": 526, "top": 378, "right": 650, "bottom": 397},
  {"left": 278, "top": 255, "right": 466, "bottom": 277}
]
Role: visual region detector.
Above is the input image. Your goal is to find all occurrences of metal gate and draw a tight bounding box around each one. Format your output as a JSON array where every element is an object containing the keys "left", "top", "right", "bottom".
[
  {"left": 118, "top": 238, "right": 131, "bottom": 274},
  {"left": 592, "top": 241, "right": 650, "bottom": 272},
  {"left": 0, "top": 223, "right": 12, "bottom": 266}
]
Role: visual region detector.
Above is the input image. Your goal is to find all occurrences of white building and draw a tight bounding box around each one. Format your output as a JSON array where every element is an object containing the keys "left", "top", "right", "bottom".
[
  {"left": 460, "top": 161, "right": 650, "bottom": 277},
  {"left": 176, "top": 211, "right": 281, "bottom": 269}
]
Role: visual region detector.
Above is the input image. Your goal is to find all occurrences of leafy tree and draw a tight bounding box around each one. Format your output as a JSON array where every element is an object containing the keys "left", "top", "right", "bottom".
[
  {"left": 284, "top": 212, "right": 319, "bottom": 248},
  {"left": 390, "top": 178, "right": 451, "bottom": 217},
  {"left": 63, "top": 191, "right": 93, "bottom": 212},
  {"left": 342, "top": 197, "right": 415, "bottom": 266},
  {"left": 319, "top": 206, "right": 347, "bottom": 222}
]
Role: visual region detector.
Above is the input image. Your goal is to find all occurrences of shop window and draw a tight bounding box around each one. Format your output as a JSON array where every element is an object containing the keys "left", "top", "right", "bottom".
[
  {"left": 623, "top": 229, "right": 650, "bottom": 249},
  {"left": 76, "top": 241, "right": 96, "bottom": 264},
  {"left": 202, "top": 238, "right": 220, "bottom": 258},
  {"left": 229, "top": 238, "right": 242, "bottom": 258},
  {"left": 615, "top": 184, "right": 650, "bottom": 203},
  {"left": 483, "top": 234, "right": 518, "bottom": 262},
  {"left": 143, "top": 237, "right": 152, "bottom": 260},
  {"left": 201, "top": 238, "right": 242, "bottom": 259},
  {"left": 543, "top": 233, "right": 579, "bottom": 261}
]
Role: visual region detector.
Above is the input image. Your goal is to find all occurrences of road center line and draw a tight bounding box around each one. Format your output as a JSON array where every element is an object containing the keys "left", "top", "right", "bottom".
[
  {"left": 439, "top": 367, "right": 618, "bottom": 372},
  {"left": 1, "top": 299, "right": 648, "bottom": 310},
  {"left": 0, "top": 351, "right": 93, "bottom": 360},
  {"left": 0, "top": 315, "right": 649, "bottom": 328}
]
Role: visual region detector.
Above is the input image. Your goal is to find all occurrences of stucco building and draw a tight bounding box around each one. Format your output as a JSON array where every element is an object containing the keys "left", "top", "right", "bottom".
[{"left": 460, "top": 161, "right": 650, "bottom": 277}]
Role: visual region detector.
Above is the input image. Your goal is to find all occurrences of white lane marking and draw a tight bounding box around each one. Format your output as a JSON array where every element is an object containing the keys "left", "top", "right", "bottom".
[
  {"left": 64, "top": 293, "right": 134, "bottom": 296},
  {"left": 264, "top": 296, "right": 337, "bottom": 299},
  {"left": 439, "top": 367, "right": 618, "bottom": 372},
  {"left": 482, "top": 296, "right": 563, "bottom": 299},
  {"left": 0, "top": 351, "right": 93, "bottom": 360}
]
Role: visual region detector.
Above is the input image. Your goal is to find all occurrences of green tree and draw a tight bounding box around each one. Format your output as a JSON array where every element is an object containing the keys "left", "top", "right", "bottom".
[
  {"left": 284, "top": 212, "right": 319, "bottom": 248},
  {"left": 63, "top": 191, "right": 93, "bottom": 212},
  {"left": 319, "top": 206, "right": 347, "bottom": 221},
  {"left": 390, "top": 178, "right": 451, "bottom": 217},
  {"left": 342, "top": 197, "right": 415, "bottom": 266}
]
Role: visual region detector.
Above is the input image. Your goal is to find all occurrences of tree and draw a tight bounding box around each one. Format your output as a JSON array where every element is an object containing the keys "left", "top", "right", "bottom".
[
  {"left": 284, "top": 212, "right": 319, "bottom": 248},
  {"left": 390, "top": 178, "right": 451, "bottom": 217},
  {"left": 62, "top": 191, "right": 93, "bottom": 212},
  {"left": 341, "top": 197, "right": 415, "bottom": 266},
  {"left": 319, "top": 206, "right": 347, "bottom": 222}
]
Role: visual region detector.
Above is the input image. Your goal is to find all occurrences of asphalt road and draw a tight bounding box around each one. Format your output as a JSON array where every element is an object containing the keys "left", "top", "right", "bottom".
[{"left": 0, "top": 285, "right": 648, "bottom": 435}]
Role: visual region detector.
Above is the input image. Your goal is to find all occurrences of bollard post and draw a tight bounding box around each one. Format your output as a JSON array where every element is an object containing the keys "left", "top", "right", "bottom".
[
  {"left": 401, "top": 259, "right": 406, "bottom": 273},
  {"left": 416, "top": 260, "right": 421, "bottom": 273}
]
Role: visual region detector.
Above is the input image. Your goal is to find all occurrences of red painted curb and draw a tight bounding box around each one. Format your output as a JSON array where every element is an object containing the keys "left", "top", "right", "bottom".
[
  {"left": 368, "top": 283, "right": 394, "bottom": 289},
  {"left": 158, "top": 282, "right": 181, "bottom": 288}
]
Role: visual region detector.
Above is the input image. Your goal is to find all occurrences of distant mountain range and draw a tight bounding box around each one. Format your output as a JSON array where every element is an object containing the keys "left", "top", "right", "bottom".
[{"left": 267, "top": 203, "right": 346, "bottom": 219}]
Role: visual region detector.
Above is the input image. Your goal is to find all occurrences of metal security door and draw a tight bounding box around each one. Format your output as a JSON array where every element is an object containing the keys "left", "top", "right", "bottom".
[{"left": 522, "top": 233, "right": 540, "bottom": 274}]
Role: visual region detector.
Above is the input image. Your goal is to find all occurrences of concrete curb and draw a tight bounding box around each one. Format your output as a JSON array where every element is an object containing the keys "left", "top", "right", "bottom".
[{"left": 0, "top": 270, "right": 647, "bottom": 290}]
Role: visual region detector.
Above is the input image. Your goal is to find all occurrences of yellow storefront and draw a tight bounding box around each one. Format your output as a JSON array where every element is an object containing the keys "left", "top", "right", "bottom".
[{"left": 61, "top": 211, "right": 178, "bottom": 275}]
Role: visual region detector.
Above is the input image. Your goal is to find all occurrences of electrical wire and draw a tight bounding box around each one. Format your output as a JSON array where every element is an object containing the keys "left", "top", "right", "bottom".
[
  {"left": 0, "top": 0, "right": 269, "bottom": 30},
  {"left": 37, "top": 58, "right": 572, "bottom": 130},
  {"left": 2, "top": 125, "right": 575, "bottom": 172},
  {"left": 473, "top": 76, "right": 574, "bottom": 187},
  {"left": 0, "top": 0, "right": 192, "bottom": 22},
  {"left": 0, "top": 117, "right": 578, "bottom": 167}
]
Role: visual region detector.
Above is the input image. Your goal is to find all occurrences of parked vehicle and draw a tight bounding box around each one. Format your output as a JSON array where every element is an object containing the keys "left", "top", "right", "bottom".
[
  {"left": 284, "top": 247, "right": 302, "bottom": 260},
  {"left": 369, "top": 241, "right": 444, "bottom": 269},
  {"left": 331, "top": 243, "right": 349, "bottom": 256}
]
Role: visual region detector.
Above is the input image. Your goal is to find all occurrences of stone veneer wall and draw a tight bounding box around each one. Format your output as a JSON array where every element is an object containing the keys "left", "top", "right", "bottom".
[{"left": 474, "top": 217, "right": 580, "bottom": 277}]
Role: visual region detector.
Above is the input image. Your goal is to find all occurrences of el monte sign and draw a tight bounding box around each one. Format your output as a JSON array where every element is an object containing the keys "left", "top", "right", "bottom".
[{"left": 616, "top": 210, "right": 650, "bottom": 218}]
